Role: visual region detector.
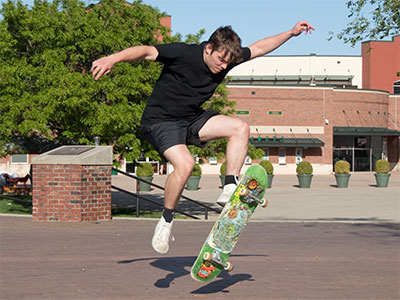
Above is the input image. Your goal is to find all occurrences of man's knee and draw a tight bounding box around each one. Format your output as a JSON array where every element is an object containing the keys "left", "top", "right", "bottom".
[
  {"left": 235, "top": 119, "right": 250, "bottom": 138},
  {"left": 173, "top": 157, "right": 195, "bottom": 179}
]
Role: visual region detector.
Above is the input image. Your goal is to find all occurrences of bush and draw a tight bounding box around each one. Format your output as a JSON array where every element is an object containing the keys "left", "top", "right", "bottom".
[
  {"left": 259, "top": 160, "right": 273, "bottom": 174},
  {"left": 334, "top": 160, "right": 350, "bottom": 174},
  {"left": 191, "top": 164, "right": 202, "bottom": 176},
  {"left": 136, "top": 162, "right": 154, "bottom": 177},
  {"left": 220, "top": 162, "right": 226, "bottom": 175},
  {"left": 296, "top": 161, "right": 313, "bottom": 175},
  {"left": 375, "top": 159, "right": 390, "bottom": 174}
]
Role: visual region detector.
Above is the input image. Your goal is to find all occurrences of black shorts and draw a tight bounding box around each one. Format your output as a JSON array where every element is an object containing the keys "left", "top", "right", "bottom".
[{"left": 141, "top": 110, "right": 219, "bottom": 158}]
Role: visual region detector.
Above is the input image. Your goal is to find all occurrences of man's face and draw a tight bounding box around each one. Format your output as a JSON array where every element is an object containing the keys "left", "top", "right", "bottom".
[{"left": 204, "top": 44, "right": 231, "bottom": 74}]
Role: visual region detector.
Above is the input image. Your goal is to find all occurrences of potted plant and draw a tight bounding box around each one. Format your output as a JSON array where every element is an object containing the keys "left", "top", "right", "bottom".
[
  {"left": 259, "top": 160, "right": 274, "bottom": 189},
  {"left": 374, "top": 159, "right": 391, "bottom": 187},
  {"left": 296, "top": 161, "right": 313, "bottom": 188},
  {"left": 186, "top": 164, "right": 202, "bottom": 190},
  {"left": 334, "top": 160, "right": 351, "bottom": 188},
  {"left": 219, "top": 162, "right": 226, "bottom": 187},
  {"left": 136, "top": 162, "right": 154, "bottom": 191}
]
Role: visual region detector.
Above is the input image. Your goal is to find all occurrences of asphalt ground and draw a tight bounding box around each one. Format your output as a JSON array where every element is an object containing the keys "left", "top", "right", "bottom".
[
  {"left": 1, "top": 172, "right": 399, "bottom": 299},
  {"left": 1, "top": 216, "right": 399, "bottom": 300}
]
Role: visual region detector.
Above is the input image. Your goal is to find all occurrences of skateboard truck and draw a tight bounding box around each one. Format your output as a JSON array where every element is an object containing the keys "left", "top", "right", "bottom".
[
  {"left": 239, "top": 187, "right": 268, "bottom": 207},
  {"left": 203, "top": 251, "right": 233, "bottom": 271}
]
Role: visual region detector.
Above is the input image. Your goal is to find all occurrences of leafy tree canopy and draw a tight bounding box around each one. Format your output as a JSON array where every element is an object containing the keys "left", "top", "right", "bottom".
[
  {"left": 0, "top": 0, "right": 236, "bottom": 162},
  {"left": 329, "top": 0, "right": 400, "bottom": 46}
]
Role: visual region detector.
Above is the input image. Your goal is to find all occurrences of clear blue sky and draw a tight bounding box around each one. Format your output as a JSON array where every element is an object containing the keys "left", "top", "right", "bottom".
[
  {"left": 144, "top": 0, "right": 362, "bottom": 56},
  {"left": 2, "top": 0, "right": 366, "bottom": 56}
]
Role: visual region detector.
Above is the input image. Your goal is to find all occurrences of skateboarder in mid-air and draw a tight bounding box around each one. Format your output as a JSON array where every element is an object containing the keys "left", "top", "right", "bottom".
[{"left": 91, "top": 21, "right": 314, "bottom": 254}]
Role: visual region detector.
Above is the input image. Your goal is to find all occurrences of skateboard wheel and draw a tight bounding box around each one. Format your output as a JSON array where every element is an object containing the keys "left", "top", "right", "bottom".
[
  {"left": 224, "top": 261, "right": 233, "bottom": 271},
  {"left": 203, "top": 252, "right": 212, "bottom": 261},
  {"left": 239, "top": 187, "right": 248, "bottom": 197},
  {"left": 261, "top": 198, "right": 268, "bottom": 208}
]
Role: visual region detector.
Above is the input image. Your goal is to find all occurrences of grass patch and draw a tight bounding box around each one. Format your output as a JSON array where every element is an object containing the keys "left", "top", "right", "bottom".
[
  {"left": 0, "top": 196, "right": 188, "bottom": 219},
  {"left": 0, "top": 195, "right": 32, "bottom": 214}
]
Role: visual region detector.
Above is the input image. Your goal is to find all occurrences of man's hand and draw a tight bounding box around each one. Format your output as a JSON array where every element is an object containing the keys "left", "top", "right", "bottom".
[
  {"left": 91, "top": 55, "right": 116, "bottom": 81},
  {"left": 291, "top": 21, "right": 315, "bottom": 37}
]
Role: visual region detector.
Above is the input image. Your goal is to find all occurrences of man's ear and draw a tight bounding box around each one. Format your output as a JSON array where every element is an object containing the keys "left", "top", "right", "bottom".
[{"left": 205, "top": 43, "right": 213, "bottom": 55}]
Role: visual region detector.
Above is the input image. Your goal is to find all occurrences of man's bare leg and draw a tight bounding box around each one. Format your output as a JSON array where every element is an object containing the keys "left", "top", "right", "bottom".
[
  {"left": 199, "top": 115, "right": 249, "bottom": 206},
  {"left": 152, "top": 144, "right": 194, "bottom": 254},
  {"left": 199, "top": 115, "right": 250, "bottom": 175},
  {"left": 162, "top": 144, "right": 195, "bottom": 209}
]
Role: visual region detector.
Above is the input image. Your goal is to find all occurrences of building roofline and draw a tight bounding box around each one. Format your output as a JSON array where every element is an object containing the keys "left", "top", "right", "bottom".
[
  {"left": 226, "top": 84, "right": 391, "bottom": 95},
  {"left": 362, "top": 34, "right": 400, "bottom": 44}
]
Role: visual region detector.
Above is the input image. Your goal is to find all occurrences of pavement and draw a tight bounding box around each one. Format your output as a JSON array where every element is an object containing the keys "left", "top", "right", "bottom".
[
  {"left": 1, "top": 171, "right": 399, "bottom": 299},
  {"left": 112, "top": 171, "right": 400, "bottom": 223}
]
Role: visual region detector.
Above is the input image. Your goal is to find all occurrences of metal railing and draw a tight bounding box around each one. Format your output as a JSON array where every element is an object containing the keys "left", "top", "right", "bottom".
[{"left": 111, "top": 168, "right": 221, "bottom": 220}]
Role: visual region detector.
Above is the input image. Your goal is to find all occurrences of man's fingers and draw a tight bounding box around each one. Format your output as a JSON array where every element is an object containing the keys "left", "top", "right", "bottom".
[
  {"left": 94, "top": 68, "right": 105, "bottom": 81},
  {"left": 91, "top": 63, "right": 107, "bottom": 81},
  {"left": 298, "top": 22, "right": 315, "bottom": 35}
]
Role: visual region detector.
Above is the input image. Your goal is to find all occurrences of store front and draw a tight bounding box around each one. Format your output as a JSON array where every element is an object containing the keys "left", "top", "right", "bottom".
[{"left": 333, "top": 127, "right": 400, "bottom": 172}]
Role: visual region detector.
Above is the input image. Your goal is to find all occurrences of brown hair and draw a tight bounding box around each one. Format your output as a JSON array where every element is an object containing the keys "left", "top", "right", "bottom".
[{"left": 208, "top": 26, "right": 243, "bottom": 64}]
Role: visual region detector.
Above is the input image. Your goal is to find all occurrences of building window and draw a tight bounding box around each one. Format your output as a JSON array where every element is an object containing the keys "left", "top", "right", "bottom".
[
  {"left": 244, "top": 156, "right": 252, "bottom": 165},
  {"left": 11, "top": 154, "right": 28, "bottom": 164},
  {"left": 209, "top": 157, "right": 217, "bottom": 165},
  {"left": 394, "top": 80, "right": 400, "bottom": 95},
  {"left": 295, "top": 148, "right": 303, "bottom": 164},
  {"left": 261, "top": 148, "right": 269, "bottom": 161},
  {"left": 278, "top": 148, "right": 286, "bottom": 165}
]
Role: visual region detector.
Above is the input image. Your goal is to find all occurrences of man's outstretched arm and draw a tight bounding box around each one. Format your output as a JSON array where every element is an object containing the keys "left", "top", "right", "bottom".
[
  {"left": 248, "top": 21, "right": 314, "bottom": 59},
  {"left": 91, "top": 45, "right": 159, "bottom": 80}
]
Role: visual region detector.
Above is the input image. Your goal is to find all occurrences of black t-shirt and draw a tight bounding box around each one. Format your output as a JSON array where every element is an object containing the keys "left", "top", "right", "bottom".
[{"left": 141, "top": 42, "right": 251, "bottom": 125}]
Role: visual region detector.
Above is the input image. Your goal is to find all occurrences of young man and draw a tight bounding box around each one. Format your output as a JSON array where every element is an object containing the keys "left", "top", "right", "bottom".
[{"left": 91, "top": 21, "right": 314, "bottom": 254}]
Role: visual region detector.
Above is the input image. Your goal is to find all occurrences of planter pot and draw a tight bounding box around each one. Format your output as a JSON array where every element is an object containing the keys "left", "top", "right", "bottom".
[
  {"left": 297, "top": 174, "right": 313, "bottom": 188},
  {"left": 186, "top": 176, "right": 201, "bottom": 190},
  {"left": 374, "top": 173, "right": 390, "bottom": 188},
  {"left": 111, "top": 169, "right": 118, "bottom": 175},
  {"left": 219, "top": 175, "right": 225, "bottom": 187},
  {"left": 335, "top": 173, "right": 351, "bottom": 188},
  {"left": 137, "top": 176, "right": 153, "bottom": 191},
  {"left": 266, "top": 174, "right": 274, "bottom": 189}
]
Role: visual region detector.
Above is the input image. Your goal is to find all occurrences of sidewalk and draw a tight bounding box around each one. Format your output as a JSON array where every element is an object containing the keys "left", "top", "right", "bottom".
[{"left": 112, "top": 171, "right": 400, "bottom": 223}]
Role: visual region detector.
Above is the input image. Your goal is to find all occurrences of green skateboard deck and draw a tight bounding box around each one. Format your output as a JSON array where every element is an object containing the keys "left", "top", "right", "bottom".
[{"left": 190, "top": 164, "right": 268, "bottom": 282}]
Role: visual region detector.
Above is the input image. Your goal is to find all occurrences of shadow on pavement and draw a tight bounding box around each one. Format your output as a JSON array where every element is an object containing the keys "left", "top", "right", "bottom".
[{"left": 118, "top": 254, "right": 268, "bottom": 293}]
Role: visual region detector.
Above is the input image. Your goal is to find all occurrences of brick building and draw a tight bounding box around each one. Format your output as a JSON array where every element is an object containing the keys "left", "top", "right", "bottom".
[
  {"left": 362, "top": 35, "right": 400, "bottom": 94},
  {"left": 220, "top": 36, "right": 400, "bottom": 174}
]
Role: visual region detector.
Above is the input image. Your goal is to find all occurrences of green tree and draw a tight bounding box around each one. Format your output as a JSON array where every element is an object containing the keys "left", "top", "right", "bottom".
[
  {"left": 0, "top": 0, "right": 169, "bottom": 160},
  {"left": 0, "top": 0, "right": 240, "bottom": 162},
  {"left": 329, "top": 0, "right": 400, "bottom": 47}
]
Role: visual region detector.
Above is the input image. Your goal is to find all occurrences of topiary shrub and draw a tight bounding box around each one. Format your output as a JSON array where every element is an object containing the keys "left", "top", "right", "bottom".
[
  {"left": 220, "top": 162, "right": 226, "bottom": 175},
  {"left": 191, "top": 164, "right": 202, "bottom": 176},
  {"left": 259, "top": 160, "right": 273, "bottom": 174},
  {"left": 334, "top": 160, "right": 350, "bottom": 174},
  {"left": 136, "top": 162, "right": 154, "bottom": 177},
  {"left": 296, "top": 161, "right": 313, "bottom": 175},
  {"left": 375, "top": 159, "right": 390, "bottom": 174}
]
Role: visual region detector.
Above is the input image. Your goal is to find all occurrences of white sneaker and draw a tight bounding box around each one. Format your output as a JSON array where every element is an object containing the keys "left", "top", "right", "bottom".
[
  {"left": 152, "top": 217, "right": 174, "bottom": 254},
  {"left": 216, "top": 183, "right": 237, "bottom": 207}
]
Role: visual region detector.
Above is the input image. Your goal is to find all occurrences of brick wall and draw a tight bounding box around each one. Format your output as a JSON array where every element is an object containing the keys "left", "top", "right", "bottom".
[
  {"left": 32, "top": 164, "right": 111, "bottom": 222},
  {"left": 227, "top": 86, "right": 399, "bottom": 172}
]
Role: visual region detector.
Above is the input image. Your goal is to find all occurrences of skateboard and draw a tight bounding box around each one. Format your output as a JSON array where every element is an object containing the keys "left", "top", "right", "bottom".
[{"left": 190, "top": 164, "right": 268, "bottom": 282}]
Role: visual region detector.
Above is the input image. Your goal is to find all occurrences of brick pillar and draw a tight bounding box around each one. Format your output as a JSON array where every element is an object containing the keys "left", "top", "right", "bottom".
[{"left": 31, "top": 146, "right": 112, "bottom": 222}]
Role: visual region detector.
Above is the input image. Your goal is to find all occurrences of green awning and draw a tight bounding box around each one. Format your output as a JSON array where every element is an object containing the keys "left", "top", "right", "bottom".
[
  {"left": 333, "top": 127, "right": 400, "bottom": 136},
  {"left": 250, "top": 137, "right": 324, "bottom": 148}
]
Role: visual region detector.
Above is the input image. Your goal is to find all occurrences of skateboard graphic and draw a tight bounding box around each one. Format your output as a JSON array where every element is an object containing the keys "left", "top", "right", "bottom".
[{"left": 190, "top": 164, "right": 268, "bottom": 282}]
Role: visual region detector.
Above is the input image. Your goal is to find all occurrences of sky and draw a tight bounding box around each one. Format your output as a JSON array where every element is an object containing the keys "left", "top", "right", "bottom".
[{"left": 2, "top": 0, "right": 370, "bottom": 56}]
